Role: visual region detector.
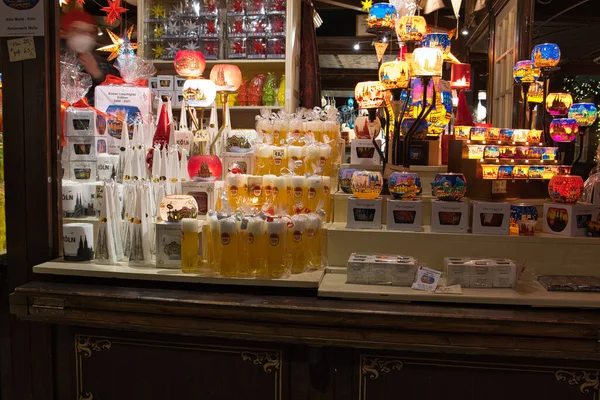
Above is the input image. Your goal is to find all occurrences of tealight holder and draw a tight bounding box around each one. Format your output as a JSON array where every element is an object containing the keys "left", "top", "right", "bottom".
[
  {"left": 485, "top": 128, "right": 500, "bottom": 141},
  {"left": 569, "top": 103, "right": 598, "bottom": 127},
  {"left": 483, "top": 146, "right": 500, "bottom": 159},
  {"left": 339, "top": 168, "right": 364, "bottom": 194},
  {"left": 499, "top": 146, "right": 516, "bottom": 158},
  {"left": 499, "top": 129, "right": 514, "bottom": 141},
  {"left": 470, "top": 127, "right": 487, "bottom": 141},
  {"left": 512, "top": 129, "right": 529, "bottom": 143},
  {"left": 528, "top": 166, "right": 544, "bottom": 179},
  {"left": 512, "top": 165, "right": 529, "bottom": 179},
  {"left": 467, "top": 145, "right": 485, "bottom": 159},
  {"left": 527, "top": 129, "right": 543, "bottom": 143},
  {"left": 367, "top": 2, "right": 397, "bottom": 30},
  {"left": 481, "top": 165, "right": 499, "bottom": 180},
  {"left": 388, "top": 172, "right": 421, "bottom": 200},
  {"left": 159, "top": 195, "right": 199, "bottom": 222},
  {"left": 549, "top": 118, "right": 578, "bottom": 142},
  {"left": 454, "top": 126, "right": 471, "bottom": 140},
  {"left": 513, "top": 60, "right": 540, "bottom": 84},
  {"left": 532, "top": 43, "right": 561, "bottom": 68},
  {"left": 546, "top": 93, "right": 573, "bottom": 117},
  {"left": 351, "top": 170, "right": 383, "bottom": 200},
  {"left": 379, "top": 59, "right": 411, "bottom": 90},
  {"left": 431, "top": 173, "right": 467, "bottom": 201},
  {"left": 510, "top": 203, "right": 539, "bottom": 236},
  {"left": 548, "top": 174, "right": 583, "bottom": 203},
  {"left": 498, "top": 165, "right": 514, "bottom": 179},
  {"left": 396, "top": 15, "right": 427, "bottom": 41}
]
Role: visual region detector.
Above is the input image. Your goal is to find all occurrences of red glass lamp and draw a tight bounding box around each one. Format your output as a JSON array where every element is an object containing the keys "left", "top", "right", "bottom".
[
  {"left": 188, "top": 155, "right": 223, "bottom": 182},
  {"left": 450, "top": 63, "right": 471, "bottom": 90},
  {"left": 548, "top": 174, "right": 583, "bottom": 203},
  {"left": 174, "top": 50, "right": 206, "bottom": 78}
]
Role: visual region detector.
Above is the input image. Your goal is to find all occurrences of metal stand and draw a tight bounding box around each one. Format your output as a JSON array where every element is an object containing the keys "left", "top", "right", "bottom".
[{"left": 403, "top": 76, "right": 435, "bottom": 168}]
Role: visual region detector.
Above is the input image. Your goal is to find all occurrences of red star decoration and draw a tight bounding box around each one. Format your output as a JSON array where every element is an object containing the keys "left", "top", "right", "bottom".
[
  {"left": 232, "top": 0, "right": 243, "bottom": 12},
  {"left": 272, "top": 17, "right": 284, "bottom": 33},
  {"left": 205, "top": 42, "right": 216, "bottom": 55},
  {"left": 249, "top": 0, "right": 264, "bottom": 12},
  {"left": 205, "top": 0, "right": 216, "bottom": 12},
  {"left": 206, "top": 20, "right": 216, "bottom": 34},
  {"left": 233, "top": 20, "right": 244, "bottom": 33},
  {"left": 233, "top": 42, "right": 244, "bottom": 54},
  {"left": 101, "top": 0, "right": 127, "bottom": 24},
  {"left": 272, "top": 0, "right": 285, "bottom": 11},
  {"left": 272, "top": 41, "right": 284, "bottom": 55},
  {"left": 254, "top": 19, "right": 265, "bottom": 33},
  {"left": 252, "top": 40, "right": 265, "bottom": 55}
]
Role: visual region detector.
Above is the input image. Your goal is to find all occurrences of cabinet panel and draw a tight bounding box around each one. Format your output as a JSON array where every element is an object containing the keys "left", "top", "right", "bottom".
[{"left": 356, "top": 351, "right": 599, "bottom": 400}]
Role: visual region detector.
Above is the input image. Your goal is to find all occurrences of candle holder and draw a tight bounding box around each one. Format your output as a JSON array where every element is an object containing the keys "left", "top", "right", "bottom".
[
  {"left": 568, "top": 103, "right": 598, "bottom": 165},
  {"left": 513, "top": 60, "right": 540, "bottom": 129},
  {"left": 532, "top": 43, "right": 561, "bottom": 143}
]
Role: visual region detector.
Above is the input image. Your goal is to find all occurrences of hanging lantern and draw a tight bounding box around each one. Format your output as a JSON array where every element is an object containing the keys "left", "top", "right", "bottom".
[
  {"left": 513, "top": 60, "right": 540, "bottom": 84},
  {"left": 421, "top": 33, "right": 451, "bottom": 55},
  {"left": 411, "top": 48, "right": 443, "bottom": 77},
  {"left": 532, "top": 43, "right": 561, "bottom": 68},
  {"left": 568, "top": 103, "right": 598, "bottom": 127},
  {"left": 354, "top": 81, "right": 385, "bottom": 109},
  {"left": 549, "top": 118, "right": 578, "bottom": 142},
  {"left": 546, "top": 93, "right": 573, "bottom": 116},
  {"left": 188, "top": 155, "right": 223, "bottom": 182},
  {"left": 174, "top": 50, "right": 206, "bottom": 78},
  {"left": 396, "top": 15, "right": 427, "bottom": 41},
  {"left": 548, "top": 175, "right": 583, "bottom": 203},
  {"left": 159, "top": 195, "right": 198, "bottom": 222},
  {"left": 182, "top": 78, "right": 217, "bottom": 107},
  {"left": 450, "top": 63, "right": 471, "bottom": 90},
  {"left": 209, "top": 64, "right": 243, "bottom": 92},
  {"left": 368, "top": 2, "right": 397, "bottom": 30},
  {"left": 379, "top": 59, "right": 411, "bottom": 89},
  {"left": 527, "top": 82, "right": 544, "bottom": 104}
]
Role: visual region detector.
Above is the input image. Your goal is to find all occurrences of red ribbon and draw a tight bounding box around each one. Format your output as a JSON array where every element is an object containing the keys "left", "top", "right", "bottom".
[{"left": 100, "top": 73, "right": 148, "bottom": 88}]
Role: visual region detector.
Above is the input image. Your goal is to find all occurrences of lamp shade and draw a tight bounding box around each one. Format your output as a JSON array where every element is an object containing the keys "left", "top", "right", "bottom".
[
  {"left": 367, "top": 2, "right": 397, "bottom": 30},
  {"left": 450, "top": 63, "right": 471, "bottom": 90},
  {"left": 546, "top": 93, "right": 573, "bottom": 116},
  {"left": 513, "top": 60, "right": 540, "bottom": 84},
  {"left": 532, "top": 43, "right": 560, "bottom": 68},
  {"left": 527, "top": 82, "right": 544, "bottom": 103},
  {"left": 182, "top": 78, "right": 217, "bottom": 107},
  {"left": 174, "top": 50, "right": 206, "bottom": 78},
  {"left": 350, "top": 170, "right": 383, "bottom": 199},
  {"left": 396, "top": 15, "right": 427, "bottom": 42},
  {"left": 379, "top": 59, "right": 411, "bottom": 89},
  {"left": 431, "top": 173, "right": 467, "bottom": 201},
  {"left": 209, "top": 64, "right": 243, "bottom": 92},
  {"left": 548, "top": 174, "right": 583, "bottom": 203},
  {"left": 421, "top": 33, "right": 451, "bottom": 55},
  {"left": 411, "top": 48, "right": 443, "bottom": 77},
  {"left": 159, "top": 195, "right": 199, "bottom": 222},
  {"left": 549, "top": 118, "right": 578, "bottom": 142},
  {"left": 354, "top": 81, "right": 385, "bottom": 109},
  {"left": 568, "top": 103, "right": 598, "bottom": 127},
  {"left": 188, "top": 155, "right": 223, "bottom": 182},
  {"left": 388, "top": 172, "right": 421, "bottom": 200}
]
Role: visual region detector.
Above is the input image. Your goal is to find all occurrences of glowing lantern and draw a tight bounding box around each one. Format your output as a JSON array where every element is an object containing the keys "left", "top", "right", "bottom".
[
  {"left": 367, "top": 2, "right": 397, "bottom": 30},
  {"left": 421, "top": 33, "right": 451, "bottom": 55},
  {"left": 209, "top": 64, "right": 243, "bottom": 92},
  {"left": 532, "top": 43, "right": 561, "bottom": 68},
  {"left": 411, "top": 48, "right": 443, "bottom": 77},
  {"left": 568, "top": 103, "right": 598, "bottom": 127},
  {"left": 159, "top": 195, "right": 198, "bottom": 222},
  {"left": 351, "top": 170, "right": 383, "bottom": 199},
  {"left": 549, "top": 118, "right": 578, "bottom": 142},
  {"left": 396, "top": 15, "right": 427, "bottom": 41},
  {"left": 454, "top": 126, "right": 471, "bottom": 140},
  {"left": 354, "top": 81, "right": 385, "bottom": 109},
  {"left": 182, "top": 78, "right": 217, "bottom": 108},
  {"left": 513, "top": 60, "right": 540, "bottom": 84},
  {"left": 546, "top": 93, "right": 573, "bottom": 116},
  {"left": 450, "top": 63, "right": 471, "bottom": 90},
  {"left": 527, "top": 82, "right": 544, "bottom": 103},
  {"left": 548, "top": 175, "right": 583, "bottom": 203},
  {"left": 481, "top": 165, "right": 499, "bottom": 180},
  {"left": 188, "top": 155, "right": 223, "bottom": 182},
  {"left": 379, "top": 59, "right": 411, "bottom": 90},
  {"left": 174, "top": 50, "right": 206, "bottom": 78}
]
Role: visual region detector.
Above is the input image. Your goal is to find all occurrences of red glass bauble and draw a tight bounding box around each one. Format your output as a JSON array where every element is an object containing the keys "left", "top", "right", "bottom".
[
  {"left": 174, "top": 50, "right": 206, "bottom": 78},
  {"left": 188, "top": 155, "right": 222, "bottom": 182}
]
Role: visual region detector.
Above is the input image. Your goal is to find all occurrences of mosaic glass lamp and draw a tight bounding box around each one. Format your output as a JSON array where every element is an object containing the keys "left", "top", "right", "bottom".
[{"left": 548, "top": 175, "right": 583, "bottom": 203}]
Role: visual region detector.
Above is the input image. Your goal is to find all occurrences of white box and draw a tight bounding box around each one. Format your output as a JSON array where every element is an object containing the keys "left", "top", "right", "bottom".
[
  {"left": 155, "top": 222, "right": 182, "bottom": 268},
  {"left": 174, "top": 77, "right": 186, "bottom": 90},
  {"left": 65, "top": 108, "right": 100, "bottom": 137},
  {"left": 181, "top": 181, "right": 225, "bottom": 219},
  {"left": 472, "top": 201, "right": 510, "bottom": 235},
  {"left": 157, "top": 75, "right": 174, "bottom": 90},
  {"left": 223, "top": 152, "right": 255, "bottom": 174},
  {"left": 390, "top": 261, "right": 418, "bottom": 286},
  {"left": 431, "top": 199, "right": 470, "bottom": 233},
  {"left": 69, "top": 162, "right": 97, "bottom": 183},
  {"left": 174, "top": 90, "right": 184, "bottom": 107},
  {"left": 350, "top": 139, "right": 381, "bottom": 166},
  {"left": 470, "top": 261, "right": 494, "bottom": 288},
  {"left": 148, "top": 77, "right": 158, "bottom": 90},
  {"left": 386, "top": 199, "right": 422, "bottom": 232},
  {"left": 346, "top": 196, "right": 382, "bottom": 230},
  {"left": 542, "top": 202, "right": 594, "bottom": 237},
  {"left": 67, "top": 137, "right": 108, "bottom": 161},
  {"left": 158, "top": 90, "right": 174, "bottom": 103},
  {"left": 444, "top": 257, "right": 517, "bottom": 288},
  {"left": 94, "top": 85, "right": 152, "bottom": 151},
  {"left": 96, "top": 154, "right": 119, "bottom": 181},
  {"left": 174, "top": 130, "right": 193, "bottom": 154}
]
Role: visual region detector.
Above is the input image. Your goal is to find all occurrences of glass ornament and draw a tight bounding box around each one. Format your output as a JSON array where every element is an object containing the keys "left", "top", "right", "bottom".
[
  {"left": 549, "top": 118, "right": 578, "bottom": 142},
  {"left": 188, "top": 155, "right": 223, "bottom": 182},
  {"left": 350, "top": 170, "right": 383, "bottom": 199},
  {"left": 532, "top": 43, "right": 561, "bottom": 68},
  {"left": 431, "top": 173, "right": 467, "bottom": 201},
  {"left": 388, "top": 172, "right": 421, "bottom": 200},
  {"left": 568, "top": 103, "right": 598, "bottom": 127}
]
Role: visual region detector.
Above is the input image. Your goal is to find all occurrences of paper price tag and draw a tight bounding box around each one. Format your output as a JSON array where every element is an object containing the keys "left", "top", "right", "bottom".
[
  {"left": 411, "top": 266, "right": 442, "bottom": 292},
  {"left": 7, "top": 36, "right": 36, "bottom": 62}
]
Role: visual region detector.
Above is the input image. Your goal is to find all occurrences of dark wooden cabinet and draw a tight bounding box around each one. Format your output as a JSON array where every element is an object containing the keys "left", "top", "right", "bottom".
[{"left": 9, "top": 281, "right": 600, "bottom": 400}]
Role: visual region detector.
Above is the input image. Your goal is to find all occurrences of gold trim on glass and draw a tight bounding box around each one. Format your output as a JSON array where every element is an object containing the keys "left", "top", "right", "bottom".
[
  {"left": 555, "top": 370, "right": 600, "bottom": 395},
  {"left": 360, "top": 356, "right": 403, "bottom": 380},
  {"left": 241, "top": 351, "right": 281, "bottom": 374},
  {"left": 76, "top": 337, "right": 112, "bottom": 358}
]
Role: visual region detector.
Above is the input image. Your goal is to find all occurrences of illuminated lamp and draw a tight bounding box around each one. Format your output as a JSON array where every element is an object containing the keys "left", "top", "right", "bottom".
[
  {"left": 532, "top": 43, "right": 561, "bottom": 68},
  {"left": 431, "top": 173, "right": 467, "bottom": 201},
  {"left": 379, "top": 59, "right": 411, "bottom": 90},
  {"left": 548, "top": 174, "right": 583, "bottom": 203},
  {"left": 568, "top": 103, "right": 598, "bottom": 127},
  {"left": 527, "top": 82, "right": 544, "bottom": 104},
  {"left": 354, "top": 81, "right": 385, "bottom": 109},
  {"left": 350, "top": 170, "right": 383, "bottom": 200},
  {"left": 396, "top": 15, "right": 427, "bottom": 42},
  {"left": 188, "top": 155, "right": 223, "bottom": 182},
  {"left": 159, "top": 195, "right": 199, "bottom": 222},
  {"left": 450, "top": 63, "right": 471, "bottom": 90},
  {"left": 388, "top": 172, "right": 421, "bottom": 200},
  {"left": 174, "top": 50, "right": 206, "bottom": 78},
  {"left": 513, "top": 60, "right": 540, "bottom": 84},
  {"left": 546, "top": 93, "right": 573, "bottom": 117},
  {"left": 209, "top": 64, "right": 243, "bottom": 92},
  {"left": 182, "top": 78, "right": 217, "bottom": 108},
  {"left": 421, "top": 33, "right": 451, "bottom": 55},
  {"left": 549, "top": 118, "right": 578, "bottom": 142},
  {"left": 367, "top": 2, "right": 397, "bottom": 30},
  {"left": 411, "top": 48, "right": 443, "bottom": 77}
]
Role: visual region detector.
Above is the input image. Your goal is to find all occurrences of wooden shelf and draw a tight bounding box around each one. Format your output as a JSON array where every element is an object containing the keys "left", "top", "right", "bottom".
[{"left": 153, "top": 59, "right": 286, "bottom": 67}]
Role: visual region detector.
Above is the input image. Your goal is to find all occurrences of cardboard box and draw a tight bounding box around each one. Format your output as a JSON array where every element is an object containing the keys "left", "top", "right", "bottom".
[
  {"left": 223, "top": 152, "right": 255, "bottom": 174},
  {"left": 96, "top": 154, "right": 119, "bottom": 181},
  {"left": 181, "top": 181, "right": 224, "bottom": 219},
  {"left": 471, "top": 201, "right": 510, "bottom": 235},
  {"left": 155, "top": 222, "right": 182, "bottom": 268},
  {"left": 174, "top": 90, "right": 184, "bottom": 107},
  {"left": 158, "top": 90, "right": 175, "bottom": 103},
  {"left": 65, "top": 108, "right": 105, "bottom": 137},
  {"left": 157, "top": 75, "right": 174, "bottom": 90},
  {"left": 386, "top": 199, "right": 422, "bottom": 232},
  {"left": 67, "top": 137, "right": 108, "bottom": 161},
  {"left": 431, "top": 199, "right": 470, "bottom": 233},
  {"left": 346, "top": 253, "right": 417, "bottom": 286},
  {"left": 68, "top": 162, "right": 97, "bottom": 183},
  {"left": 443, "top": 257, "right": 517, "bottom": 288},
  {"left": 148, "top": 77, "right": 158, "bottom": 90},
  {"left": 346, "top": 196, "right": 382, "bottom": 230},
  {"left": 542, "top": 202, "right": 593, "bottom": 237},
  {"left": 350, "top": 139, "right": 382, "bottom": 166},
  {"left": 174, "top": 77, "right": 186, "bottom": 90}
]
